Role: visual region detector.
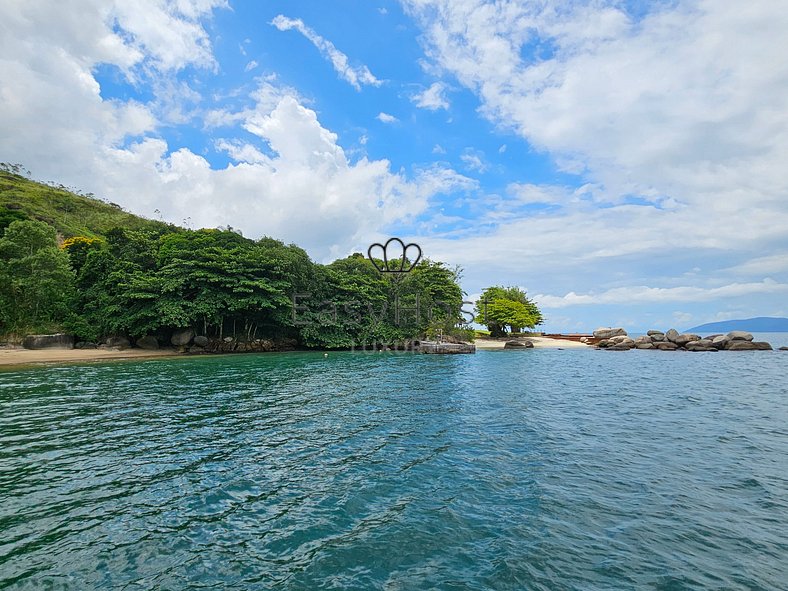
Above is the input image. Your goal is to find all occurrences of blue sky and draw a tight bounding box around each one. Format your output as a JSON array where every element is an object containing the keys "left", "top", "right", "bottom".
[{"left": 1, "top": 0, "right": 787, "bottom": 332}]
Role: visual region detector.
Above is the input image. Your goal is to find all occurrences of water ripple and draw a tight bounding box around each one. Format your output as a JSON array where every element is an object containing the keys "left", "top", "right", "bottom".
[{"left": 1, "top": 350, "right": 787, "bottom": 589}]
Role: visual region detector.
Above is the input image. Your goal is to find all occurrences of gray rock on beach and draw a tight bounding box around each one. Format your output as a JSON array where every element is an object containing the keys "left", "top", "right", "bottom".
[
  {"left": 665, "top": 329, "right": 680, "bottom": 343},
  {"left": 104, "top": 336, "right": 131, "bottom": 349},
  {"left": 504, "top": 339, "right": 534, "bottom": 349},
  {"left": 593, "top": 327, "right": 627, "bottom": 339},
  {"left": 136, "top": 335, "right": 159, "bottom": 350},
  {"left": 673, "top": 333, "right": 701, "bottom": 347},
  {"left": 727, "top": 331, "right": 754, "bottom": 342},
  {"left": 726, "top": 340, "right": 772, "bottom": 351},
  {"left": 22, "top": 334, "right": 74, "bottom": 350},
  {"left": 171, "top": 328, "right": 195, "bottom": 347}
]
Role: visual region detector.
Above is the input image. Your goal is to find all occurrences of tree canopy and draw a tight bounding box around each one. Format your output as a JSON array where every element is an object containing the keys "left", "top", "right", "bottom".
[{"left": 474, "top": 286, "right": 543, "bottom": 337}]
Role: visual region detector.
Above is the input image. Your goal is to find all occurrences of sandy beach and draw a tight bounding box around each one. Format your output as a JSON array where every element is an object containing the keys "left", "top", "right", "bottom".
[
  {"left": 474, "top": 337, "right": 591, "bottom": 349},
  {"left": 0, "top": 347, "right": 181, "bottom": 367}
]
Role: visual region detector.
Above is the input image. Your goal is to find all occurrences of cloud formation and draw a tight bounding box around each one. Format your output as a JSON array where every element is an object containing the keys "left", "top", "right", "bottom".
[{"left": 271, "top": 15, "right": 382, "bottom": 90}]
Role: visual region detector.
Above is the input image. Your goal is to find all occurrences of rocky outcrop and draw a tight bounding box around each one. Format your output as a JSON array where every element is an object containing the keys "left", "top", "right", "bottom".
[
  {"left": 593, "top": 327, "right": 627, "bottom": 339},
  {"left": 727, "top": 331, "right": 754, "bottom": 342},
  {"left": 504, "top": 339, "right": 534, "bottom": 349},
  {"left": 779, "top": 347, "right": 788, "bottom": 351},
  {"left": 594, "top": 327, "right": 774, "bottom": 352},
  {"left": 193, "top": 335, "right": 209, "bottom": 347},
  {"left": 136, "top": 335, "right": 159, "bottom": 350},
  {"left": 171, "top": 328, "right": 195, "bottom": 347},
  {"left": 726, "top": 341, "right": 772, "bottom": 351},
  {"left": 22, "top": 334, "right": 74, "bottom": 350},
  {"left": 420, "top": 341, "right": 476, "bottom": 354}
]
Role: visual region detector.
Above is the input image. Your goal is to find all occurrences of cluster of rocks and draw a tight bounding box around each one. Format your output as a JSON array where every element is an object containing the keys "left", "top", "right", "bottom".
[{"left": 593, "top": 327, "right": 774, "bottom": 352}]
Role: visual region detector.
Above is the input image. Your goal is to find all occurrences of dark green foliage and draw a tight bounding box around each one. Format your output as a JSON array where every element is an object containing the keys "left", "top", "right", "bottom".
[
  {"left": 0, "top": 220, "right": 76, "bottom": 335},
  {"left": 1, "top": 169, "right": 470, "bottom": 348},
  {"left": 474, "top": 286, "right": 543, "bottom": 336}
]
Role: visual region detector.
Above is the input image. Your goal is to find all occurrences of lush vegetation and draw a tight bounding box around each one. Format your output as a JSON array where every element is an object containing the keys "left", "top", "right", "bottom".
[
  {"left": 0, "top": 168, "right": 473, "bottom": 348},
  {"left": 474, "top": 285, "right": 543, "bottom": 337}
]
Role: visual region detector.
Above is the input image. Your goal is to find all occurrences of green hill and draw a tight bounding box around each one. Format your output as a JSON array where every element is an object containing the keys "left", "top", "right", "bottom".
[
  {"left": 0, "top": 165, "right": 174, "bottom": 238},
  {"left": 687, "top": 317, "right": 788, "bottom": 333}
]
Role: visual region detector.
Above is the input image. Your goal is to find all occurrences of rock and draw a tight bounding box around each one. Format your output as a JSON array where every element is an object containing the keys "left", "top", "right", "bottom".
[
  {"left": 726, "top": 340, "right": 772, "bottom": 351},
  {"left": 647, "top": 330, "right": 665, "bottom": 341},
  {"left": 665, "top": 329, "right": 680, "bottom": 343},
  {"left": 171, "top": 328, "right": 195, "bottom": 347},
  {"left": 635, "top": 343, "right": 655, "bottom": 349},
  {"left": 593, "top": 327, "right": 627, "bottom": 339},
  {"left": 686, "top": 340, "right": 718, "bottom": 352},
  {"left": 711, "top": 335, "right": 730, "bottom": 349},
  {"left": 104, "top": 336, "right": 131, "bottom": 349},
  {"left": 705, "top": 334, "right": 723, "bottom": 340},
  {"left": 597, "top": 339, "right": 613, "bottom": 348},
  {"left": 136, "top": 335, "right": 159, "bottom": 350},
  {"left": 727, "top": 331, "right": 754, "bottom": 342},
  {"left": 75, "top": 342, "right": 98, "bottom": 349},
  {"left": 687, "top": 346, "right": 718, "bottom": 352},
  {"left": 610, "top": 335, "right": 635, "bottom": 345},
  {"left": 22, "top": 334, "right": 74, "bottom": 350},
  {"left": 634, "top": 335, "right": 653, "bottom": 345},
  {"left": 673, "top": 333, "right": 701, "bottom": 347},
  {"left": 223, "top": 336, "right": 234, "bottom": 343},
  {"left": 779, "top": 346, "right": 788, "bottom": 351},
  {"left": 504, "top": 339, "right": 534, "bottom": 349},
  {"left": 193, "top": 335, "right": 209, "bottom": 347},
  {"left": 655, "top": 341, "right": 679, "bottom": 350},
  {"left": 607, "top": 343, "right": 632, "bottom": 351}
]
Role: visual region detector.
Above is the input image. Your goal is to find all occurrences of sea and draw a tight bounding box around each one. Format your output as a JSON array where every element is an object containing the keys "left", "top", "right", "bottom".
[{"left": 1, "top": 334, "right": 787, "bottom": 590}]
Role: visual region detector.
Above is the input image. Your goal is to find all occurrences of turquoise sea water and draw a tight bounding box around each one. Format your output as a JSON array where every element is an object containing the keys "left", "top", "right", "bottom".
[{"left": 1, "top": 344, "right": 787, "bottom": 590}]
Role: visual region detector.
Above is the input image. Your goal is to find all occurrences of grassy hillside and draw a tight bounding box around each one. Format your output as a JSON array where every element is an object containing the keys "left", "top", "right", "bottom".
[{"left": 0, "top": 168, "right": 175, "bottom": 239}]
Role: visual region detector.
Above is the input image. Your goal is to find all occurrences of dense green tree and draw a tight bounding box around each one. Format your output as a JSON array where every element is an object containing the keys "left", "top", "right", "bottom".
[
  {"left": 0, "top": 220, "right": 76, "bottom": 334},
  {"left": 474, "top": 286, "right": 543, "bottom": 336}
]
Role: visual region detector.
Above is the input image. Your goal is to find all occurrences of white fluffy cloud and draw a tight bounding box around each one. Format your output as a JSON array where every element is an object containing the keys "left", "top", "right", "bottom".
[
  {"left": 376, "top": 112, "right": 398, "bottom": 124},
  {"left": 412, "top": 82, "right": 449, "bottom": 110},
  {"left": 271, "top": 15, "right": 382, "bottom": 90}
]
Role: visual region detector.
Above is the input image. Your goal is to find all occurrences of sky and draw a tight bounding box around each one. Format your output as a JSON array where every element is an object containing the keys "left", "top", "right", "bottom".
[{"left": 1, "top": 0, "right": 787, "bottom": 333}]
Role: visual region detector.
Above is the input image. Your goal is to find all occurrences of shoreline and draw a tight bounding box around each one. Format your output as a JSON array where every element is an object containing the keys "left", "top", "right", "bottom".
[
  {"left": 474, "top": 336, "right": 591, "bottom": 349},
  {"left": 0, "top": 336, "right": 592, "bottom": 368},
  {"left": 0, "top": 348, "right": 183, "bottom": 368}
]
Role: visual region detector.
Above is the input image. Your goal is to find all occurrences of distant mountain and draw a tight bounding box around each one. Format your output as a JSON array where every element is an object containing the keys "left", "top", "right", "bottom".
[{"left": 687, "top": 317, "right": 788, "bottom": 333}]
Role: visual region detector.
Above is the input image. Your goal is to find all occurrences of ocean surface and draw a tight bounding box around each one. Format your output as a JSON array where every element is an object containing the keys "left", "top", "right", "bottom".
[{"left": 1, "top": 338, "right": 787, "bottom": 590}]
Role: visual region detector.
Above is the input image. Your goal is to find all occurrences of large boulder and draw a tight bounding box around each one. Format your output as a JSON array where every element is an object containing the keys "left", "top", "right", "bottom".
[
  {"left": 634, "top": 335, "right": 653, "bottom": 345},
  {"left": 193, "top": 335, "right": 209, "bottom": 347},
  {"left": 727, "top": 331, "right": 754, "bottom": 342},
  {"left": 726, "top": 340, "right": 772, "bottom": 351},
  {"left": 665, "top": 329, "right": 680, "bottom": 343},
  {"left": 673, "top": 333, "right": 701, "bottom": 347},
  {"left": 597, "top": 339, "right": 613, "bottom": 348},
  {"left": 136, "top": 335, "right": 159, "bottom": 350},
  {"left": 711, "top": 335, "right": 730, "bottom": 349},
  {"left": 635, "top": 343, "right": 655, "bottom": 350},
  {"left": 655, "top": 341, "right": 679, "bottom": 351},
  {"left": 611, "top": 335, "right": 635, "bottom": 345},
  {"left": 593, "top": 327, "right": 627, "bottom": 339},
  {"left": 607, "top": 343, "right": 632, "bottom": 351},
  {"left": 104, "top": 336, "right": 131, "bottom": 349},
  {"left": 779, "top": 347, "right": 788, "bottom": 351},
  {"left": 22, "top": 334, "right": 74, "bottom": 350},
  {"left": 647, "top": 330, "right": 665, "bottom": 341},
  {"left": 171, "top": 328, "right": 195, "bottom": 347},
  {"left": 504, "top": 339, "right": 534, "bottom": 349},
  {"left": 686, "top": 340, "right": 718, "bottom": 352}
]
